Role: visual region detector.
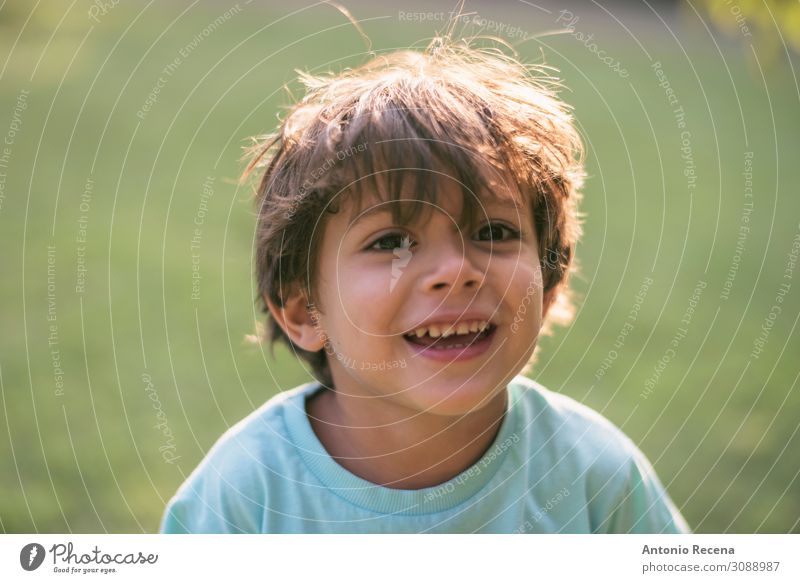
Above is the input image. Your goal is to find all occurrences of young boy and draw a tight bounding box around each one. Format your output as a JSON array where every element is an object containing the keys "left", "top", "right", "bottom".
[{"left": 160, "top": 37, "right": 690, "bottom": 534}]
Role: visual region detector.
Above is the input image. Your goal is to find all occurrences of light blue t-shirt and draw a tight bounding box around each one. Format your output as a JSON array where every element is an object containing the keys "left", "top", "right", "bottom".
[{"left": 160, "top": 375, "right": 691, "bottom": 533}]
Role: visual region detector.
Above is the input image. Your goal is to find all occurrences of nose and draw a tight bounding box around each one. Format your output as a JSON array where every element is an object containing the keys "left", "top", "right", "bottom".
[{"left": 419, "top": 231, "right": 484, "bottom": 294}]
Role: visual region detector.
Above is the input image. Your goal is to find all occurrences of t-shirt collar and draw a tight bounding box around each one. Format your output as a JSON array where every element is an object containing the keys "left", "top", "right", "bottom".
[{"left": 284, "top": 380, "right": 521, "bottom": 516}]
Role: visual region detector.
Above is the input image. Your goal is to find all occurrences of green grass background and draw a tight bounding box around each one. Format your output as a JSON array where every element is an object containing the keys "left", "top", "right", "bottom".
[{"left": 1, "top": 0, "right": 798, "bottom": 533}]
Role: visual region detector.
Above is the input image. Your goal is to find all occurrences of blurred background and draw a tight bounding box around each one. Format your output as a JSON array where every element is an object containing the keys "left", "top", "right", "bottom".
[{"left": 1, "top": 0, "right": 798, "bottom": 533}]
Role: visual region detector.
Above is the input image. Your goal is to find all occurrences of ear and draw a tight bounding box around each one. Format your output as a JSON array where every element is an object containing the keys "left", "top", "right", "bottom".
[
  {"left": 264, "top": 286, "right": 326, "bottom": 352},
  {"left": 542, "top": 287, "right": 557, "bottom": 320}
]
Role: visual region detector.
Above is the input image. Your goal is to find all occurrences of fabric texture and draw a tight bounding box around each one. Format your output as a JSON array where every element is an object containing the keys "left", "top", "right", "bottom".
[{"left": 160, "top": 375, "right": 691, "bottom": 533}]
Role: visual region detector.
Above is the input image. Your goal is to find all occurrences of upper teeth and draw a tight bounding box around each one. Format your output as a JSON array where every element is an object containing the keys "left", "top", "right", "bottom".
[{"left": 406, "top": 320, "right": 490, "bottom": 339}]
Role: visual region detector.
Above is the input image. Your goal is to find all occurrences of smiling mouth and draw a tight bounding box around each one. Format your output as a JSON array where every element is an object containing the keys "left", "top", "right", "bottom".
[{"left": 403, "top": 324, "right": 496, "bottom": 350}]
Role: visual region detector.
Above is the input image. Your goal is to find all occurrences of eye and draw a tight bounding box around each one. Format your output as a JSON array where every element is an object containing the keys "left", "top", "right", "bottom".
[
  {"left": 475, "top": 222, "right": 520, "bottom": 242},
  {"left": 367, "top": 232, "right": 414, "bottom": 252}
]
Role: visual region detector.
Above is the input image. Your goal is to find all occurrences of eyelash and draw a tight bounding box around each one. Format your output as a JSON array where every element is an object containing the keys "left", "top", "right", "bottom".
[{"left": 366, "top": 222, "right": 521, "bottom": 252}]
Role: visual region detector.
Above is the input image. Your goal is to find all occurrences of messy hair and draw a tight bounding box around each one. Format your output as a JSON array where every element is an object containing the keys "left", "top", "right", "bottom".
[{"left": 242, "top": 35, "right": 584, "bottom": 388}]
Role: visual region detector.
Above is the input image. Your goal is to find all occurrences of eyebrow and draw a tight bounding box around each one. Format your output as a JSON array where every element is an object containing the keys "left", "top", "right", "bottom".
[
  {"left": 350, "top": 198, "right": 522, "bottom": 226},
  {"left": 350, "top": 205, "right": 392, "bottom": 225}
]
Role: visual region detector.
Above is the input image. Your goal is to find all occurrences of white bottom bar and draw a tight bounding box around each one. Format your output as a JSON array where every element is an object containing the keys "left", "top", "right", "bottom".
[{"left": 1, "top": 534, "right": 798, "bottom": 582}]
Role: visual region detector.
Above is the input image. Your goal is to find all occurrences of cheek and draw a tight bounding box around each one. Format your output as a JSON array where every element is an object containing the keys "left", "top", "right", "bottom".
[
  {"left": 331, "top": 260, "right": 397, "bottom": 335},
  {"left": 315, "top": 225, "right": 398, "bottom": 341},
  {"left": 496, "top": 250, "right": 543, "bottom": 296},
  {"left": 338, "top": 260, "right": 383, "bottom": 296},
  {"left": 504, "top": 262, "right": 544, "bottom": 331}
]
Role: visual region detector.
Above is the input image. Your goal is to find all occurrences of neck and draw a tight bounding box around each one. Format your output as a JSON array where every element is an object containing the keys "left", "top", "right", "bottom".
[{"left": 306, "top": 380, "right": 508, "bottom": 490}]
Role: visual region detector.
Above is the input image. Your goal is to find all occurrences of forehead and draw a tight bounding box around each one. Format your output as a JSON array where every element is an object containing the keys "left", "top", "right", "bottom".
[{"left": 343, "top": 169, "right": 528, "bottom": 227}]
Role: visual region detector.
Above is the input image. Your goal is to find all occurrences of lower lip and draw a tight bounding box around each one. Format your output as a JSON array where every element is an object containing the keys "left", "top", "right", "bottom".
[{"left": 403, "top": 326, "right": 497, "bottom": 362}]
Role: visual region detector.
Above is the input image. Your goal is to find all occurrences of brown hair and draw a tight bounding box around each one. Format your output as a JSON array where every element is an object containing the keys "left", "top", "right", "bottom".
[{"left": 242, "top": 36, "right": 584, "bottom": 388}]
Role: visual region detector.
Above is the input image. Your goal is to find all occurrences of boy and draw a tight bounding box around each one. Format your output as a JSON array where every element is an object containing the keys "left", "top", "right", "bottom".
[{"left": 160, "top": 37, "right": 690, "bottom": 533}]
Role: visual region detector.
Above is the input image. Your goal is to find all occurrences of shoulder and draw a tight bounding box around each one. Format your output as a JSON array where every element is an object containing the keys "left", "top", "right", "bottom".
[
  {"left": 509, "top": 374, "right": 642, "bottom": 467},
  {"left": 160, "top": 381, "right": 318, "bottom": 533},
  {"left": 209, "top": 380, "right": 315, "bottom": 458},
  {"left": 188, "top": 380, "right": 315, "bottom": 482},
  {"left": 509, "top": 375, "right": 691, "bottom": 533}
]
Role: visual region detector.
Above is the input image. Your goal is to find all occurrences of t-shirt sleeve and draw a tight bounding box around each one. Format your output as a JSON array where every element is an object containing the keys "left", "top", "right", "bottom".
[
  {"left": 601, "top": 444, "right": 692, "bottom": 534},
  {"left": 159, "top": 435, "right": 266, "bottom": 534}
]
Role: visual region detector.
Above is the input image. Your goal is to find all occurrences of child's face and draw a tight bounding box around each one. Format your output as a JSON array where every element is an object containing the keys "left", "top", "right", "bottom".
[{"left": 303, "top": 176, "right": 552, "bottom": 416}]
